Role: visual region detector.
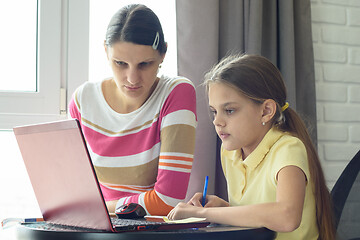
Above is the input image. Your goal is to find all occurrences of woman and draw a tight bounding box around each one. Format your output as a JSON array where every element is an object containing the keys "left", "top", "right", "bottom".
[{"left": 69, "top": 4, "right": 197, "bottom": 216}]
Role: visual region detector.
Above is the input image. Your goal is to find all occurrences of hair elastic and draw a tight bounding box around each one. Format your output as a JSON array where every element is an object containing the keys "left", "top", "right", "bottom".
[
  {"left": 281, "top": 102, "right": 289, "bottom": 112},
  {"left": 152, "top": 32, "right": 160, "bottom": 50}
]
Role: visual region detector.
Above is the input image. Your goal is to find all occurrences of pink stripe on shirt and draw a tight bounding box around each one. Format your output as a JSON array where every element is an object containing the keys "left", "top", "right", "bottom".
[
  {"left": 155, "top": 170, "right": 191, "bottom": 199},
  {"left": 100, "top": 184, "right": 137, "bottom": 201},
  {"left": 160, "top": 83, "right": 197, "bottom": 118},
  {"left": 80, "top": 121, "right": 161, "bottom": 157}
]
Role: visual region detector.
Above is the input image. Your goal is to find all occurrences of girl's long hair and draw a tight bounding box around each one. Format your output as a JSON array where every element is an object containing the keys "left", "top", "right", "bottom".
[{"left": 204, "top": 54, "right": 335, "bottom": 240}]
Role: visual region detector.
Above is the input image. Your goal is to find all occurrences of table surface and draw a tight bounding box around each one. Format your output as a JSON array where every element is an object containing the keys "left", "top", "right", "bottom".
[
  {"left": 0, "top": 227, "right": 17, "bottom": 240},
  {"left": 2, "top": 222, "right": 276, "bottom": 240}
]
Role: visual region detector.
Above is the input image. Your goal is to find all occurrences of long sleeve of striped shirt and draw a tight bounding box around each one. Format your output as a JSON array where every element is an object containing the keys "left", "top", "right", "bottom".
[{"left": 68, "top": 76, "right": 197, "bottom": 216}]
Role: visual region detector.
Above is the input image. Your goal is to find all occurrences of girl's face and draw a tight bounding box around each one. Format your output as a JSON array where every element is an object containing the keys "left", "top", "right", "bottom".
[
  {"left": 105, "top": 41, "right": 165, "bottom": 108},
  {"left": 208, "top": 82, "right": 270, "bottom": 158}
]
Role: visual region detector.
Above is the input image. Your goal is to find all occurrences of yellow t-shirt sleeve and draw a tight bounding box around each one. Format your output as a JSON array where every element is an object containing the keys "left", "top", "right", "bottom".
[{"left": 271, "top": 136, "right": 310, "bottom": 185}]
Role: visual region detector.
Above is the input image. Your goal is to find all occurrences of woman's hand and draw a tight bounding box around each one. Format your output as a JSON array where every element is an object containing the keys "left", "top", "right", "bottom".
[
  {"left": 188, "top": 192, "right": 230, "bottom": 208},
  {"left": 105, "top": 200, "right": 118, "bottom": 213}
]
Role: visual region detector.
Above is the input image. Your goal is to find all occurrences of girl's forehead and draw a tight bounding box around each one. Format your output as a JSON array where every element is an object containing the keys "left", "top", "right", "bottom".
[
  {"left": 208, "top": 82, "right": 244, "bottom": 97},
  {"left": 208, "top": 82, "right": 250, "bottom": 104}
]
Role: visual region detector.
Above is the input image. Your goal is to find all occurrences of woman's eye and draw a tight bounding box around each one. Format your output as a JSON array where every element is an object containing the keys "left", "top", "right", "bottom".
[
  {"left": 139, "top": 62, "right": 152, "bottom": 68},
  {"left": 115, "top": 61, "right": 127, "bottom": 66}
]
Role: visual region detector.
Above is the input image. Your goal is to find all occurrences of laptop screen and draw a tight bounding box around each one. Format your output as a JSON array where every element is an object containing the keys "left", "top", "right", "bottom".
[{"left": 14, "top": 119, "right": 113, "bottom": 231}]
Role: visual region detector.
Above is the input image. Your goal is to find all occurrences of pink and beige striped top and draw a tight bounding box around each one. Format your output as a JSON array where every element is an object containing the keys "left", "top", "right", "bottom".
[{"left": 68, "top": 76, "right": 197, "bottom": 216}]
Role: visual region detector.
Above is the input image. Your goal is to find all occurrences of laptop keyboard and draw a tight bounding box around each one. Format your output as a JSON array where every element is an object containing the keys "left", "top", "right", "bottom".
[
  {"left": 111, "top": 218, "right": 167, "bottom": 227},
  {"left": 18, "top": 218, "right": 168, "bottom": 233},
  {"left": 20, "top": 222, "right": 105, "bottom": 232}
]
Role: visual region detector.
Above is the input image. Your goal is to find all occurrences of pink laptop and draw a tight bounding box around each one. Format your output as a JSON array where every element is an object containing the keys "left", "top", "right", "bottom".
[{"left": 13, "top": 119, "right": 209, "bottom": 232}]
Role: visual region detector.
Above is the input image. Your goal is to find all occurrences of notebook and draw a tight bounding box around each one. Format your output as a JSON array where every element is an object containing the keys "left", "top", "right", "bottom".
[{"left": 13, "top": 119, "right": 209, "bottom": 232}]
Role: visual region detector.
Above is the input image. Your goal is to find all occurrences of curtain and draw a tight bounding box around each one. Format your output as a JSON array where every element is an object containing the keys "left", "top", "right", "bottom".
[{"left": 176, "top": 0, "right": 316, "bottom": 200}]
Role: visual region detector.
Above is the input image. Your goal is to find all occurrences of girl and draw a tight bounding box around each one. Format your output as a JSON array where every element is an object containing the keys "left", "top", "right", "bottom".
[
  {"left": 167, "top": 54, "right": 335, "bottom": 240},
  {"left": 69, "top": 4, "right": 197, "bottom": 216}
]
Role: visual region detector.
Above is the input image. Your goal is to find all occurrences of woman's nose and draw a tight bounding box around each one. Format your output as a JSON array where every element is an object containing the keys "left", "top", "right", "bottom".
[{"left": 127, "top": 68, "right": 141, "bottom": 85}]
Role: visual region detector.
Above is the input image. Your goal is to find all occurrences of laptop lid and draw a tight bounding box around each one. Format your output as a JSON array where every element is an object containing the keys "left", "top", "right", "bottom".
[
  {"left": 14, "top": 119, "right": 210, "bottom": 233},
  {"left": 13, "top": 119, "right": 113, "bottom": 231}
]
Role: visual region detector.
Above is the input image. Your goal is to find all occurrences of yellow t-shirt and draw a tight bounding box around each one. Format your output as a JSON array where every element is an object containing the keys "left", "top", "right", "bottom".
[{"left": 221, "top": 127, "right": 319, "bottom": 240}]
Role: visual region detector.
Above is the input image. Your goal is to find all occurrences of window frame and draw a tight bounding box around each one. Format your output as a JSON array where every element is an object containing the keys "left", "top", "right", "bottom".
[{"left": 0, "top": 0, "right": 89, "bottom": 130}]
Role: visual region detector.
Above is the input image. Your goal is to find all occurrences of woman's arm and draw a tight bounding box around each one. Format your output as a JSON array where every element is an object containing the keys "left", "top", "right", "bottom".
[
  {"left": 112, "top": 80, "right": 197, "bottom": 216},
  {"left": 143, "top": 81, "right": 197, "bottom": 215},
  {"left": 109, "top": 122, "right": 196, "bottom": 216},
  {"left": 168, "top": 165, "right": 306, "bottom": 232}
]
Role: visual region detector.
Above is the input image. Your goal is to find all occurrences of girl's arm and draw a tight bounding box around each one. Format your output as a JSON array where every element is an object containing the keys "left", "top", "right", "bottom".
[
  {"left": 168, "top": 165, "right": 306, "bottom": 233},
  {"left": 187, "top": 192, "right": 230, "bottom": 208}
]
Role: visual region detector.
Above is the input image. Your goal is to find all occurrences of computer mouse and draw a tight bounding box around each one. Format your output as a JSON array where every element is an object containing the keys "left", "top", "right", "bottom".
[{"left": 115, "top": 203, "right": 147, "bottom": 219}]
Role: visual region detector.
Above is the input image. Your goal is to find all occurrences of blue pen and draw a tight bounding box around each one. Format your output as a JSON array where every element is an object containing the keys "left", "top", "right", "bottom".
[{"left": 201, "top": 176, "right": 209, "bottom": 207}]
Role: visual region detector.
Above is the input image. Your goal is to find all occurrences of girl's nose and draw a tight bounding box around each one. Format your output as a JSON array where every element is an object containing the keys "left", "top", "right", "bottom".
[{"left": 213, "top": 115, "right": 225, "bottom": 127}]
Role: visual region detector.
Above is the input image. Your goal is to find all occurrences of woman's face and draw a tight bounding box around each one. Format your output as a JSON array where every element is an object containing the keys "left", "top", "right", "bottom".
[{"left": 105, "top": 41, "right": 165, "bottom": 108}]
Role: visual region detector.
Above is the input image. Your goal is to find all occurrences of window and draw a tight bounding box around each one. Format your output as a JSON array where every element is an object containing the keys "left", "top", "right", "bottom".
[
  {"left": 0, "top": 1, "right": 37, "bottom": 92},
  {"left": 0, "top": 0, "right": 66, "bottom": 130},
  {"left": 0, "top": 0, "right": 90, "bottom": 222}
]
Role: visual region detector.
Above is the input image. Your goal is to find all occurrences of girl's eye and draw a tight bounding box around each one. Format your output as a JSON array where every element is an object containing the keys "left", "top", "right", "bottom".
[
  {"left": 209, "top": 109, "right": 217, "bottom": 120},
  {"left": 225, "top": 109, "right": 234, "bottom": 115}
]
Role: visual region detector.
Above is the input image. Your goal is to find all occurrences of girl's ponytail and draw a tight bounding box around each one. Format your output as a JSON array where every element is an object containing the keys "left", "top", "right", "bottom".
[{"left": 280, "top": 108, "right": 336, "bottom": 240}]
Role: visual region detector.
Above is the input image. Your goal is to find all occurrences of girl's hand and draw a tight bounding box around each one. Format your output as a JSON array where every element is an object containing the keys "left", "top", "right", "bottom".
[
  {"left": 167, "top": 202, "right": 200, "bottom": 220},
  {"left": 167, "top": 193, "right": 230, "bottom": 220},
  {"left": 188, "top": 192, "right": 230, "bottom": 208}
]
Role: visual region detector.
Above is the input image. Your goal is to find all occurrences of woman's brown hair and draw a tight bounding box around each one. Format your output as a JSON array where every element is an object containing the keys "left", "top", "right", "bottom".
[
  {"left": 105, "top": 4, "right": 167, "bottom": 54},
  {"left": 204, "top": 54, "right": 335, "bottom": 240}
]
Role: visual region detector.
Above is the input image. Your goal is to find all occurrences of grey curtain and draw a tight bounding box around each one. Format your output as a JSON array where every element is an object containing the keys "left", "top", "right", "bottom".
[{"left": 176, "top": 0, "right": 316, "bottom": 200}]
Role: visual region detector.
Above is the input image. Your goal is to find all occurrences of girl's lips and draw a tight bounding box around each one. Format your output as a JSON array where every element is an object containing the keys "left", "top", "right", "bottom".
[{"left": 219, "top": 132, "right": 230, "bottom": 140}]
